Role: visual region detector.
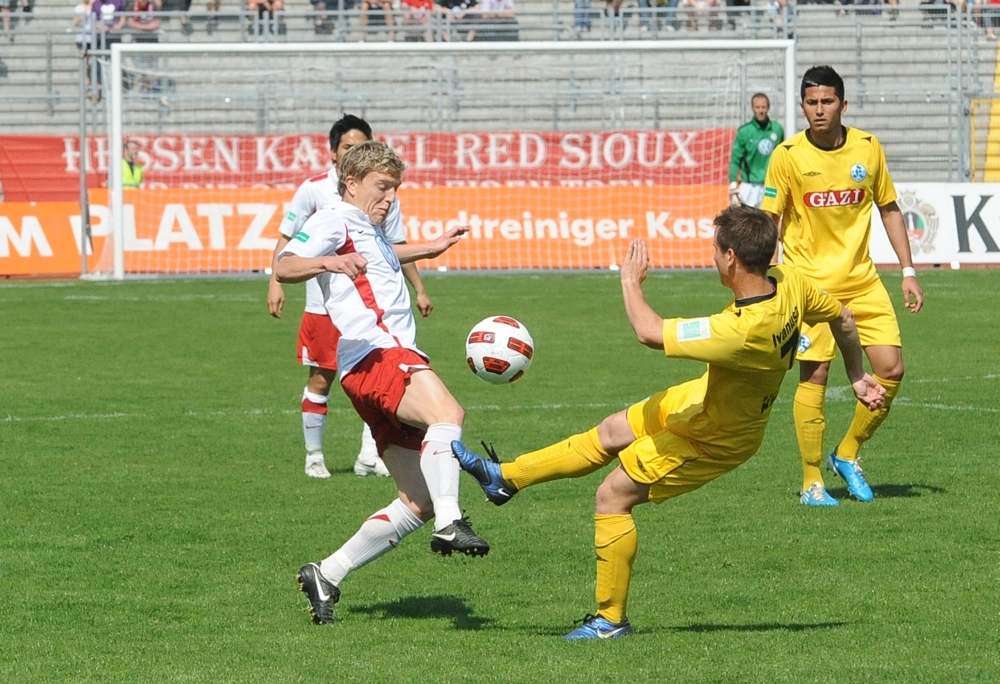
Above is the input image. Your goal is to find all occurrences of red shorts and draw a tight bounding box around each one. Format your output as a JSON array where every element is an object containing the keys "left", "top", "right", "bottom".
[
  {"left": 297, "top": 312, "right": 341, "bottom": 371},
  {"left": 402, "top": 0, "right": 432, "bottom": 9},
  {"left": 339, "top": 347, "right": 431, "bottom": 455}
]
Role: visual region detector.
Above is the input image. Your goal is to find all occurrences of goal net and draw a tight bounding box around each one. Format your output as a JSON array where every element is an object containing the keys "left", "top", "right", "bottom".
[{"left": 94, "top": 40, "right": 795, "bottom": 278}]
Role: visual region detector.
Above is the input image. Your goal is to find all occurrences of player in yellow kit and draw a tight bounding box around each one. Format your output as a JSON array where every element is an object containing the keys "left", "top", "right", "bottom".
[
  {"left": 761, "top": 65, "right": 924, "bottom": 507},
  {"left": 452, "top": 205, "right": 885, "bottom": 639}
]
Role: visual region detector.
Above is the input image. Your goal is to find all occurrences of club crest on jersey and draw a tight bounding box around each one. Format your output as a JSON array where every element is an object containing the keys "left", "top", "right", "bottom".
[
  {"left": 757, "top": 139, "right": 775, "bottom": 156},
  {"left": 898, "top": 191, "right": 939, "bottom": 254},
  {"left": 374, "top": 231, "right": 401, "bottom": 271},
  {"left": 797, "top": 333, "right": 812, "bottom": 354},
  {"left": 850, "top": 164, "right": 867, "bottom": 182},
  {"left": 803, "top": 189, "right": 865, "bottom": 208}
]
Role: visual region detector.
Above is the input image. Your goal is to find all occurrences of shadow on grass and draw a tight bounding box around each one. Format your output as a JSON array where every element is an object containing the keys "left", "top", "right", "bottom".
[
  {"left": 665, "top": 621, "right": 849, "bottom": 634},
  {"left": 827, "top": 483, "right": 947, "bottom": 499},
  {"left": 352, "top": 595, "right": 494, "bottom": 631}
]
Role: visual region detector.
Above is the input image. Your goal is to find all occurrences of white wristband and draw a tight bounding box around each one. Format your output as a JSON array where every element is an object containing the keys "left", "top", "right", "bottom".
[{"left": 902, "top": 266, "right": 917, "bottom": 278}]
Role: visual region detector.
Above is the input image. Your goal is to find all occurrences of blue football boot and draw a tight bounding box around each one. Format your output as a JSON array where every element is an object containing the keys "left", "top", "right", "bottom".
[
  {"left": 564, "top": 614, "right": 634, "bottom": 640},
  {"left": 828, "top": 452, "right": 874, "bottom": 502},
  {"left": 800, "top": 482, "right": 840, "bottom": 507},
  {"left": 451, "top": 440, "right": 517, "bottom": 506}
]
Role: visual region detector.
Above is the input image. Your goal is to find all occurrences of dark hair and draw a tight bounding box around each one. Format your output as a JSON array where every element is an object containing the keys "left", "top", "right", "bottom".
[
  {"left": 713, "top": 205, "right": 777, "bottom": 276},
  {"left": 329, "top": 114, "right": 373, "bottom": 151},
  {"left": 800, "top": 65, "right": 844, "bottom": 102},
  {"left": 751, "top": 92, "right": 769, "bottom": 105}
]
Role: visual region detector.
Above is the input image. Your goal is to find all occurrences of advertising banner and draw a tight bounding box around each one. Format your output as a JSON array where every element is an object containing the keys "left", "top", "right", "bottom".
[
  {"left": 870, "top": 183, "right": 1000, "bottom": 266},
  {"left": 1, "top": 186, "right": 723, "bottom": 275}
]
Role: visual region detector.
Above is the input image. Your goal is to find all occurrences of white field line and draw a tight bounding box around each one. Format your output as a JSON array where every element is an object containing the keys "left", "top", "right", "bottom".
[
  {"left": 3, "top": 389, "right": 998, "bottom": 424},
  {"left": 1, "top": 402, "right": 624, "bottom": 424}
]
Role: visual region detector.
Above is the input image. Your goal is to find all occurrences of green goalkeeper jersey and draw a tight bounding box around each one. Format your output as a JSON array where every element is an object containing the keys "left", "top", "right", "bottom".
[{"left": 729, "top": 118, "right": 784, "bottom": 185}]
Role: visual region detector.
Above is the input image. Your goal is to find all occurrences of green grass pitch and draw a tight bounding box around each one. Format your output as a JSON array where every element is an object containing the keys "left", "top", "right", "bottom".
[{"left": 1, "top": 269, "right": 998, "bottom": 683}]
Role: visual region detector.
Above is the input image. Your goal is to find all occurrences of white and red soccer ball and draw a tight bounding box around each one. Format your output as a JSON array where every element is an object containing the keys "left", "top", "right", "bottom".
[{"left": 465, "top": 316, "right": 534, "bottom": 384}]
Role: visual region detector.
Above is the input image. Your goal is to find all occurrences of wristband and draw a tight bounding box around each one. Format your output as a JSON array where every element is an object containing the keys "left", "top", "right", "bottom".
[
  {"left": 729, "top": 182, "right": 739, "bottom": 193},
  {"left": 902, "top": 266, "right": 917, "bottom": 278}
]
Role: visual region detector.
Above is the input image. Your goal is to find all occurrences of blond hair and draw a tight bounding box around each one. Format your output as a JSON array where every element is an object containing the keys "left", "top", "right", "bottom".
[{"left": 337, "top": 140, "right": 406, "bottom": 196}]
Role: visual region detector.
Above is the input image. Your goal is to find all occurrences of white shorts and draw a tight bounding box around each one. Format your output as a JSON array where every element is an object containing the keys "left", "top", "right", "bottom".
[{"left": 738, "top": 183, "right": 765, "bottom": 208}]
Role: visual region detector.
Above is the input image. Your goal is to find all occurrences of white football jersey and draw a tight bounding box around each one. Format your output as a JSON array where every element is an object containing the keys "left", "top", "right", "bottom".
[
  {"left": 278, "top": 200, "right": 423, "bottom": 377},
  {"left": 279, "top": 168, "right": 408, "bottom": 314}
]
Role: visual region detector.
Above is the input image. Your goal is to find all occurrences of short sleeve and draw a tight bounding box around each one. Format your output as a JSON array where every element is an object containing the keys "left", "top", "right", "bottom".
[
  {"left": 870, "top": 136, "right": 897, "bottom": 208},
  {"left": 799, "top": 273, "right": 843, "bottom": 326},
  {"left": 279, "top": 212, "right": 343, "bottom": 260},
  {"left": 662, "top": 311, "right": 746, "bottom": 367},
  {"left": 278, "top": 181, "right": 316, "bottom": 239},
  {"left": 760, "top": 143, "right": 790, "bottom": 217}
]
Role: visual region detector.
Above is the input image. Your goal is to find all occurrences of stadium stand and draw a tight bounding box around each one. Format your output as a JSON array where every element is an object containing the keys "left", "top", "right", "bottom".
[{"left": 0, "top": 0, "right": 994, "bottom": 180}]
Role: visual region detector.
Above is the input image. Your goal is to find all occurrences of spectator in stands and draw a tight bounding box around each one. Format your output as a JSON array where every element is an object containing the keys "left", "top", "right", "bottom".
[
  {"left": 178, "top": 0, "right": 221, "bottom": 36},
  {"left": 311, "top": 0, "right": 329, "bottom": 34},
  {"left": 1, "top": 0, "right": 11, "bottom": 41},
  {"left": 636, "top": 0, "right": 680, "bottom": 31},
  {"left": 248, "top": 0, "right": 286, "bottom": 34},
  {"left": 464, "top": 0, "right": 514, "bottom": 40},
  {"left": 75, "top": 0, "right": 96, "bottom": 47},
  {"left": 93, "top": 0, "right": 127, "bottom": 47},
  {"left": 128, "top": 0, "right": 161, "bottom": 31},
  {"left": 573, "top": 0, "right": 594, "bottom": 31},
  {"left": 122, "top": 140, "right": 144, "bottom": 190},
  {"left": 128, "top": 0, "right": 161, "bottom": 91},
  {"left": 724, "top": 0, "right": 748, "bottom": 28},
  {"left": 400, "top": 0, "right": 433, "bottom": 41},
  {"left": 435, "top": 0, "right": 476, "bottom": 40},
  {"left": 983, "top": 0, "right": 1000, "bottom": 39},
  {"left": 681, "top": 0, "right": 721, "bottom": 30},
  {"left": 359, "top": 0, "right": 395, "bottom": 41}
]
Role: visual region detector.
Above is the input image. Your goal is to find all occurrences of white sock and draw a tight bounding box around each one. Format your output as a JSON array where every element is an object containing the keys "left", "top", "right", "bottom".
[
  {"left": 319, "top": 498, "right": 424, "bottom": 585},
  {"left": 420, "top": 423, "right": 463, "bottom": 531},
  {"left": 302, "top": 388, "right": 328, "bottom": 461},
  {"left": 357, "top": 422, "right": 378, "bottom": 463}
]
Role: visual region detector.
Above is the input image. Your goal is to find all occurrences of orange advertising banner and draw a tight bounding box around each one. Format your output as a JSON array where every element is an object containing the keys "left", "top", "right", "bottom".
[{"left": 1, "top": 186, "right": 724, "bottom": 276}]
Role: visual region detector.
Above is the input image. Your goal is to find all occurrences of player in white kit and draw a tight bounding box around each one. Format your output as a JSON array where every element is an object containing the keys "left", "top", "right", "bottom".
[
  {"left": 277, "top": 140, "right": 489, "bottom": 625},
  {"left": 267, "top": 115, "right": 433, "bottom": 480}
]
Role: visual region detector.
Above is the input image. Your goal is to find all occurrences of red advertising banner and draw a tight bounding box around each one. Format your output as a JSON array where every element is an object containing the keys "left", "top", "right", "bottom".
[{"left": 1, "top": 130, "right": 734, "bottom": 202}]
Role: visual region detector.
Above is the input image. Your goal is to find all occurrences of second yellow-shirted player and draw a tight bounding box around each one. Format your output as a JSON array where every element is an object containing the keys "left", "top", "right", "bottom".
[
  {"left": 452, "top": 205, "right": 885, "bottom": 639},
  {"left": 761, "top": 65, "right": 925, "bottom": 506}
]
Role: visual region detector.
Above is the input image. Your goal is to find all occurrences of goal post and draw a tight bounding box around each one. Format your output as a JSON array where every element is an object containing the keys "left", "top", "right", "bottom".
[{"left": 99, "top": 39, "right": 796, "bottom": 279}]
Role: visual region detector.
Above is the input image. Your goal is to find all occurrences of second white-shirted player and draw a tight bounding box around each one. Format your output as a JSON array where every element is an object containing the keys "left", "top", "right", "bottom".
[
  {"left": 278, "top": 141, "right": 489, "bottom": 625},
  {"left": 267, "top": 115, "right": 433, "bottom": 480}
]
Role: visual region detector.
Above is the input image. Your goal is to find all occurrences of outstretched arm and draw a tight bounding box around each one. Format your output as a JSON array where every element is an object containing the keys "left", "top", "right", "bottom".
[
  {"left": 620, "top": 239, "right": 664, "bottom": 349},
  {"left": 879, "top": 201, "right": 924, "bottom": 314},
  {"left": 829, "top": 306, "right": 886, "bottom": 410},
  {"left": 392, "top": 226, "right": 468, "bottom": 264}
]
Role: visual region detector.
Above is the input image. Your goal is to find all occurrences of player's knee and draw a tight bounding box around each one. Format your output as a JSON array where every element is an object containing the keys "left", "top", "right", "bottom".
[
  {"left": 403, "top": 494, "right": 434, "bottom": 521},
  {"left": 880, "top": 361, "right": 904, "bottom": 383}
]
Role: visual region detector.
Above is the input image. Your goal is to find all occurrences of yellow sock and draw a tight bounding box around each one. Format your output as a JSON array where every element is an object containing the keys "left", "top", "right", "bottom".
[
  {"left": 794, "top": 381, "right": 827, "bottom": 491},
  {"left": 836, "top": 374, "right": 901, "bottom": 460},
  {"left": 594, "top": 513, "right": 637, "bottom": 625},
  {"left": 501, "top": 427, "right": 614, "bottom": 491}
]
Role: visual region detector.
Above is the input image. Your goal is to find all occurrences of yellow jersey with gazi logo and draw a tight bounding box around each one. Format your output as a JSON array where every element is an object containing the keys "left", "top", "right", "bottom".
[{"left": 761, "top": 127, "right": 897, "bottom": 299}]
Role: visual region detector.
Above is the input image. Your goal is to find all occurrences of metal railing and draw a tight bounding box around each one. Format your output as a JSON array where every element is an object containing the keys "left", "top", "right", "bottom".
[{"left": 0, "top": 4, "right": 993, "bottom": 181}]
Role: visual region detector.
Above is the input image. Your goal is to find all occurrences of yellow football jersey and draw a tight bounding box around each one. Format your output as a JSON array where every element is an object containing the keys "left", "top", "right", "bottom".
[
  {"left": 658, "top": 265, "right": 842, "bottom": 459},
  {"left": 761, "top": 127, "right": 897, "bottom": 299}
]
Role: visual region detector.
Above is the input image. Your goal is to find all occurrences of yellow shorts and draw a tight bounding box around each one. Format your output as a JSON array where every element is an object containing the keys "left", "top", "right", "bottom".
[
  {"left": 617, "top": 386, "right": 751, "bottom": 504},
  {"left": 797, "top": 280, "right": 902, "bottom": 363}
]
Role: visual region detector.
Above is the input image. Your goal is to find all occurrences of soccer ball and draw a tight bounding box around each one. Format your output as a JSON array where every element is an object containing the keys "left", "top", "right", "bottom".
[{"left": 465, "top": 316, "right": 534, "bottom": 384}]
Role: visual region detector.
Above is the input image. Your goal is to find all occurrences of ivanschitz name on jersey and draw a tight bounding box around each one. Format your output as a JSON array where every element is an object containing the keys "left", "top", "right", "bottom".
[{"left": 803, "top": 189, "right": 866, "bottom": 208}]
